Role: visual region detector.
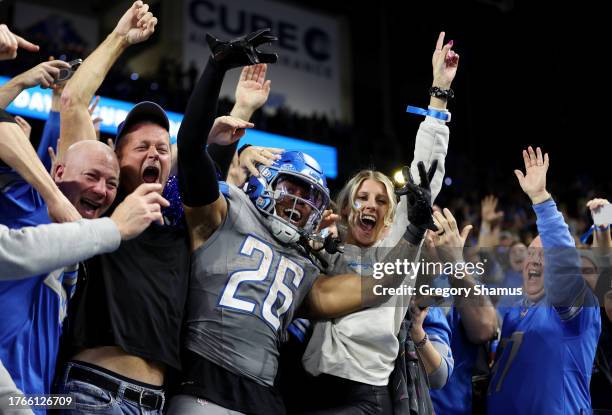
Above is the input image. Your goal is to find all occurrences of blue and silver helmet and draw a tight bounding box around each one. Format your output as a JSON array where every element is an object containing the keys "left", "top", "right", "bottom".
[{"left": 245, "top": 151, "right": 330, "bottom": 244}]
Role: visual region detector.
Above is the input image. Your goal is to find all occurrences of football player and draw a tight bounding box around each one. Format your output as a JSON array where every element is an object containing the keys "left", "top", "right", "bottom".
[{"left": 166, "top": 30, "right": 434, "bottom": 414}]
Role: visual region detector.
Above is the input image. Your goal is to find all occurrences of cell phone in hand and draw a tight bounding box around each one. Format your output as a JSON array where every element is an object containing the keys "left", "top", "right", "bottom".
[
  {"left": 54, "top": 59, "right": 83, "bottom": 84},
  {"left": 592, "top": 203, "right": 612, "bottom": 226}
]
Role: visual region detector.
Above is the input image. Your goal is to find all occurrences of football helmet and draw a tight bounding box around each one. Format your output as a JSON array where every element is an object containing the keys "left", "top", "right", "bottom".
[{"left": 245, "top": 151, "right": 330, "bottom": 244}]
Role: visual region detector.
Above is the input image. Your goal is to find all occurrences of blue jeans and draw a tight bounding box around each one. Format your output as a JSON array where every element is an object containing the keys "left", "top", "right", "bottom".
[{"left": 55, "top": 361, "right": 165, "bottom": 415}]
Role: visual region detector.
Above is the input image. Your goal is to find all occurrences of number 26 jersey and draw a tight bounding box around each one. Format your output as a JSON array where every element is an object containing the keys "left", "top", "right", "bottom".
[{"left": 184, "top": 183, "right": 321, "bottom": 387}]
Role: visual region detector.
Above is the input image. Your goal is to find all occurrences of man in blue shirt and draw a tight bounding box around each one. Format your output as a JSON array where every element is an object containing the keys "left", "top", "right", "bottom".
[
  {"left": 0, "top": 111, "right": 120, "bottom": 406},
  {"left": 487, "top": 147, "right": 601, "bottom": 415}
]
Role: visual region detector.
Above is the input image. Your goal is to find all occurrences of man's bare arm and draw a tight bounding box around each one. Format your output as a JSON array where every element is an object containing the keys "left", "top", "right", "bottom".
[
  {"left": 59, "top": 1, "right": 157, "bottom": 156},
  {"left": 0, "top": 118, "right": 80, "bottom": 222},
  {"left": 0, "top": 60, "right": 70, "bottom": 109},
  {"left": 303, "top": 236, "right": 421, "bottom": 319}
]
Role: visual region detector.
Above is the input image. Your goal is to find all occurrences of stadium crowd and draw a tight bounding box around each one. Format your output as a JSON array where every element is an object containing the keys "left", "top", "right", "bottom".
[{"left": 1, "top": 2, "right": 610, "bottom": 414}]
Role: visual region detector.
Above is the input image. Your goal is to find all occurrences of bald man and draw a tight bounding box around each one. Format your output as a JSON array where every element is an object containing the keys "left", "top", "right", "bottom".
[
  {"left": 52, "top": 140, "right": 119, "bottom": 219},
  {"left": 1, "top": 116, "right": 140, "bottom": 405}
]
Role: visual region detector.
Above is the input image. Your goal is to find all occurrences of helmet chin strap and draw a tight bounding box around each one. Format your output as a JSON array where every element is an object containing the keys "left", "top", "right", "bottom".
[{"left": 267, "top": 213, "right": 301, "bottom": 244}]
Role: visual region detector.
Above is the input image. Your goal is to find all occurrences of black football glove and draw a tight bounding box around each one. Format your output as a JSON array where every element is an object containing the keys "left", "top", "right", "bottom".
[
  {"left": 206, "top": 28, "right": 278, "bottom": 71},
  {"left": 395, "top": 160, "right": 438, "bottom": 245}
]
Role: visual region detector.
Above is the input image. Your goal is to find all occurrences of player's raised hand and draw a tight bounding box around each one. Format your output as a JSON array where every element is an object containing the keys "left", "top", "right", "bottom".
[
  {"left": 113, "top": 1, "right": 158, "bottom": 46},
  {"left": 514, "top": 146, "right": 551, "bottom": 204},
  {"left": 432, "top": 31, "right": 459, "bottom": 89},
  {"left": 207, "top": 115, "right": 254, "bottom": 146},
  {"left": 207, "top": 28, "right": 278, "bottom": 71},
  {"left": 235, "top": 64, "right": 272, "bottom": 114}
]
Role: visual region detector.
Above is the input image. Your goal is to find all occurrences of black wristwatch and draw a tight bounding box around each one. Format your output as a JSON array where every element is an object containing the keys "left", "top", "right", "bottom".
[{"left": 429, "top": 86, "right": 454, "bottom": 100}]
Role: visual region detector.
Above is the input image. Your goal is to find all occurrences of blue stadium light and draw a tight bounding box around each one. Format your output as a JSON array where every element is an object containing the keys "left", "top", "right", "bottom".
[
  {"left": 0, "top": 75, "right": 338, "bottom": 178},
  {"left": 444, "top": 176, "right": 453, "bottom": 186}
]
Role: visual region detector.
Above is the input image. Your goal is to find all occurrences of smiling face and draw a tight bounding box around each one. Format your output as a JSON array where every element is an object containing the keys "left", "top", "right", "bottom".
[
  {"left": 523, "top": 236, "right": 545, "bottom": 302},
  {"left": 115, "top": 121, "right": 171, "bottom": 195},
  {"left": 54, "top": 141, "right": 119, "bottom": 219},
  {"left": 345, "top": 179, "right": 390, "bottom": 247},
  {"left": 273, "top": 176, "right": 316, "bottom": 229}
]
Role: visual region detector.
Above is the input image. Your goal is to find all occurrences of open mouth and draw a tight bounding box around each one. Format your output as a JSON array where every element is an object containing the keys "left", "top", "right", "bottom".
[
  {"left": 142, "top": 166, "right": 160, "bottom": 183},
  {"left": 283, "top": 208, "right": 302, "bottom": 225},
  {"left": 528, "top": 269, "right": 542, "bottom": 280},
  {"left": 359, "top": 213, "right": 377, "bottom": 232},
  {"left": 80, "top": 198, "right": 101, "bottom": 218}
]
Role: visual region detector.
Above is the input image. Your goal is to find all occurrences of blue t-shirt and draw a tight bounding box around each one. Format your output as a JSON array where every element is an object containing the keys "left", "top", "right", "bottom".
[
  {"left": 36, "top": 110, "right": 60, "bottom": 172},
  {"left": 423, "top": 306, "right": 454, "bottom": 382},
  {"left": 0, "top": 164, "right": 76, "bottom": 411},
  {"left": 430, "top": 307, "right": 479, "bottom": 415},
  {"left": 487, "top": 200, "right": 601, "bottom": 415},
  {"left": 494, "top": 269, "right": 523, "bottom": 309}
]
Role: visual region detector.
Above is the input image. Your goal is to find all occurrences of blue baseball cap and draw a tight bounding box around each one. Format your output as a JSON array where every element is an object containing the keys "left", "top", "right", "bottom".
[{"left": 115, "top": 101, "right": 170, "bottom": 144}]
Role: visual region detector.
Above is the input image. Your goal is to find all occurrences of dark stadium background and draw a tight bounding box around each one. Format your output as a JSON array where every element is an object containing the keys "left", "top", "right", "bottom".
[{"left": 0, "top": 0, "right": 606, "bottom": 224}]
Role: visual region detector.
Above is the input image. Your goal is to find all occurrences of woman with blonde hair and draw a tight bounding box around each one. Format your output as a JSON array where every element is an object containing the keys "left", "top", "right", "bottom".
[
  {"left": 300, "top": 32, "right": 458, "bottom": 414},
  {"left": 334, "top": 169, "right": 398, "bottom": 248}
]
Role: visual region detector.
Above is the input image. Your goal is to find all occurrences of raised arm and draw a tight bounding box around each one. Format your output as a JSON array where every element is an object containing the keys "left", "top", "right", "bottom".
[
  {"left": 515, "top": 147, "right": 591, "bottom": 317},
  {"left": 431, "top": 208, "right": 498, "bottom": 343},
  {"left": 178, "top": 29, "right": 277, "bottom": 250},
  {"left": 36, "top": 82, "right": 65, "bottom": 171},
  {"left": 477, "top": 195, "right": 504, "bottom": 248},
  {"left": 410, "top": 31, "right": 459, "bottom": 199},
  {"left": 207, "top": 63, "right": 271, "bottom": 179},
  {"left": 59, "top": 1, "right": 157, "bottom": 156},
  {"left": 0, "top": 60, "right": 70, "bottom": 109},
  {"left": 0, "top": 112, "right": 79, "bottom": 222},
  {"left": 384, "top": 32, "right": 458, "bottom": 246},
  {"left": 587, "top": 198, "right": 612, "bottom": 265}
]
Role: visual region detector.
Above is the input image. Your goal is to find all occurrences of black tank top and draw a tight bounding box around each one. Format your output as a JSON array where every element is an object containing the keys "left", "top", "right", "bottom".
[{"left": 65, "top": 220, "right": 190, "bottom": 370}]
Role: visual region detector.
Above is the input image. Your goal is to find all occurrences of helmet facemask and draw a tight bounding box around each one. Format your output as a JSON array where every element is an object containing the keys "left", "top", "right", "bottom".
[
  {"left": 259, "top": 173, "right": 329, "bottom": 243},
  {"left": 244, "top": 150, "right": 331, "bottom": 244}
]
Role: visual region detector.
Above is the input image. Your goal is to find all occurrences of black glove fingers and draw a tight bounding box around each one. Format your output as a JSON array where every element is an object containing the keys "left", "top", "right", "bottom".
[
  {"left": 400, "top": 166, "right": 410, "bottom": 184},
  {"left": 247, "top": 45, "right": 260, "bottom": 64},
  {"left": 207, "top": 28, "right": 278, "bottom": 70},
  {"left": 205, "top": 33, "right": 221, "bottom": 50},
  {"left": 257, "top": 51, "right": 278, "bottom": 64},
  {"left": 255, "top": 34, "right": 278, "bottom": 46},
  {"left": 245, "top": 28, "right": 270, "bottom": 42},
  {"left": 417, "top": 161, "right": 430, "bottom": 188}
]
